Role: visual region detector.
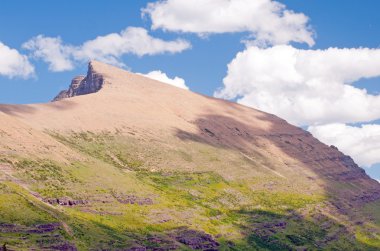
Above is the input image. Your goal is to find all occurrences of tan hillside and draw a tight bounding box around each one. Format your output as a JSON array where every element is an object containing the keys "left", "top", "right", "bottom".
[{"left": 0, "top": 61, "right": 379, "bottom": 250}]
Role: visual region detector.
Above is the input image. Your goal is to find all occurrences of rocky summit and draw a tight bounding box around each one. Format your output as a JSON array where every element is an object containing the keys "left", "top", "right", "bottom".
[
  {"left": 0, "top": 61, "right": 379, "bottom": 250},
  {"left": 53, "top": 63, "right": 105, "bottom": 101}
]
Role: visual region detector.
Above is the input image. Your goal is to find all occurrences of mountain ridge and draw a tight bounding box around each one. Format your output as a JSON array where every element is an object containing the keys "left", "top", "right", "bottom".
[{"left": 0, "top": 61, "right": 379, "bottom": 250}]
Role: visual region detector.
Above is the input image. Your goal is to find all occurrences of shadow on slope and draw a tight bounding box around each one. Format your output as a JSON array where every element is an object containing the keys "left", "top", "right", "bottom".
[
  {"left": 175, "top": 113, "right": 380, "bottom": 248},
  {"left": 0, "top": 100, "right": 77, "bottom": 116},
  {"left": 176, "top": 113, "right": 380, "bottom": 200},
  {"left": 0, "top": 104, "right": 36, "bottom": 116}
]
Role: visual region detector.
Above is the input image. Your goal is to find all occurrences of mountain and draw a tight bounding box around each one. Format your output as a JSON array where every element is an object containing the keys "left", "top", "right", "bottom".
[{"left": 0, "top": 61, "right": 379, "bottom": 250}]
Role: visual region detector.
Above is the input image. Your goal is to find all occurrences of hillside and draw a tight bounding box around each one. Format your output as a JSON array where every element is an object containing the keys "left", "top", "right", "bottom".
[{"left": 0, "top": 61, "right": 379, "bottom": 250}]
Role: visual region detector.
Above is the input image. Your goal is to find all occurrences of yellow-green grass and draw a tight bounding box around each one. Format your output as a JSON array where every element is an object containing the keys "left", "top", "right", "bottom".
[{"left": 0, "top": 131, "right": 378, "bottom": 250}]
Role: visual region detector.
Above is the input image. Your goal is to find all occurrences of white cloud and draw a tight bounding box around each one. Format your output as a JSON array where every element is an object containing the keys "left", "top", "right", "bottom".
[
  {"left": 215, "top": 45, "right": 380, "bottom": 126},
  {"left": 23, "top": 36, "right": 74, "bottom": 72},
  {"left": 143, "top": 0, "right": 314, "bottom": 46},
  {"left": 73, "top": 27, "right": 191, "bottom": 66},
  {"left": 140, "top": 70, "right": 189, "bottom": 90},
  {"left": 308, "top": 123, "right": 380, "bottom": 167},
  {"left": 0, "top": 42, "right": 34, "bottom": 78},
  {"left": 23, "top": 27, "right": 191, "bottom": 72}
]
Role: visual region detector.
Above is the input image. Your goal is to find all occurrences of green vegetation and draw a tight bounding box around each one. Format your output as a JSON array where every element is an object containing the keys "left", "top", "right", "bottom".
[
  {"left": 50, "top": 131, "right": 145, "bottom": 171},
  {"left": 0, "top": 185, "right": 54, "bottom": 225},
  {"left": 0, "top": 183, "right": 73, "bottom": 250},
  {"left": 0, "top": 131, "right": 378, "bottom": 250},
  {"left": 363, "top": 200, "right": 380, "bottom": 225}
]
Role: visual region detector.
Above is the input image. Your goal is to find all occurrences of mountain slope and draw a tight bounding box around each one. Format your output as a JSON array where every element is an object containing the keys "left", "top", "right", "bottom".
[{"left": 0, "top": 61, "right": 379, "bottom": 250}]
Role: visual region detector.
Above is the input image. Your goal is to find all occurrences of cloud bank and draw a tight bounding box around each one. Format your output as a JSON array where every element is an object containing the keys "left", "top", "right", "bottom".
[
  {"left": 0, "top": 42, "right": 34, "bottom": 78},
  {"left": 143, "top": 0, "right": 314, "bottom": 46},
  {"left": 215, "top": 45, "right": 380, "bottom": 126},
  {"left": 141, "top": 70, "right": 189, "bottom": 90},
  {"left": 23, "top": 27, "right": 191, "bottom": 72}
]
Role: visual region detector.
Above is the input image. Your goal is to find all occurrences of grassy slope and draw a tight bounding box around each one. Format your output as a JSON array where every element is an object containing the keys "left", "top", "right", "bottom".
[{"left": 0, "top": 131, "right": 379, "bottom": 250}]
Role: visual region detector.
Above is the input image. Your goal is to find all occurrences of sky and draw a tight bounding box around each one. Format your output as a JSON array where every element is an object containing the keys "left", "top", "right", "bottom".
[{"left": 0, "top": 0, "right": 380, "bottom": 181}]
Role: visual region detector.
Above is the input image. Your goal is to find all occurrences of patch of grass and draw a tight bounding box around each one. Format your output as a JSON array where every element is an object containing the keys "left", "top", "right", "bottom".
[
  {"left": 232, "top": 209, "right": 371, "bottom": 250},
  {"left": 15, "top": 159, "right": 69, "bottom": 182},
  {"left": 247, "top": 190, "right": 324, "bottom": 212},
  {"left": 363, "top": 201, "right": 380, "bottom": 225},
  {"left": 248, "top": 234, "right": 289, "bottom": 250},
  {"left": 114, "top": 152, "right": 144, "bottom": 170},
  {"left": 49, "top": 131, "right": 145, "bottom": 171},
  {"left": 2, "top": 131, "right": 376, "bottom": 250},
  {"left": 356, "top": 229, "right": 380, "bottom": 249},
  {"left": 0, "top": 182, "right": 74, "bottom": 250},
  {"left": 12, "top": 158, "right": 80, "bottom": 198},
  {"left": 0, "top": 192, "right": 54, "bottom": 226}
]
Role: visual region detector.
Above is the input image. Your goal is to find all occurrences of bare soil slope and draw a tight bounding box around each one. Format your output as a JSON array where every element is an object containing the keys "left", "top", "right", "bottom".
[{"left": 0, "top": 61, "right": 379, "bottom": 250}]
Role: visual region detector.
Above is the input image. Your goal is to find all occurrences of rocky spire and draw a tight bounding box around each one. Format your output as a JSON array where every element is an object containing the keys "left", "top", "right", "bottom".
[{"left": 52, "top": 61, "right": 105, "bottom": 101}]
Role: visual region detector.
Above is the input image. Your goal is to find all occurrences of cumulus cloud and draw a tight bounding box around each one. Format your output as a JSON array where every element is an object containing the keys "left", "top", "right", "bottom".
[
  {"left": 141, "top": 70, "right": 189, "bottom": 90},
  {"left": 215, "top": 45, "right": 380, "bottom": 126},
  {"left": 308, "top": 123, "right": 380, "bottom": 167},
  {"left": 0, "top": 42, "right": 34, "bottom": 78},
  {"left": 143, "top": 0, "right": 314, "bottom": 46},
  {"left": 23, "top": 36, "right": 74, "bottom": 72},
  {"left": 23, "top": 27, "right": 191, "bottom": 72},
  {"left": 73, "top": 27, "right": 191, "bottom": 66}
]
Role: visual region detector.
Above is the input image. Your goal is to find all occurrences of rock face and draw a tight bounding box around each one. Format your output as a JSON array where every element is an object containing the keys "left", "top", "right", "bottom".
[
  {"left": 172, "top": 229, "right": 220, "bottom": 250},
  {"left": 0, "top": 222, "right": 77, "bottom": 250},
  {"left": 52, "top": 62, "right": 105, "bottom": 101},
  {"left": 44, "top": 198, "right": 88, "bottom": 206}
]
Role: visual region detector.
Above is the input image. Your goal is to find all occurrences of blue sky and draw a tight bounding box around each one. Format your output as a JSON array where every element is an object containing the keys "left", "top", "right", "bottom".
[
  {"left": 1, "top": 0, "right": 380, "bottom": 102},
  {"left": 0, "top": 0, "right": 244, "bottom": 104},
  {"left": 0, "top": 0, "right": 380, "bottom": 180}
]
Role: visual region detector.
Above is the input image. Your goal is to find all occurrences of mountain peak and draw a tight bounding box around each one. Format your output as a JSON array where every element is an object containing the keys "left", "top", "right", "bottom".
[
  {"left": 52, "top": 61, "right": 108, "bottom": 101},
  {"left": 1, "top": 60, "right": 380, "bottom": 250}
]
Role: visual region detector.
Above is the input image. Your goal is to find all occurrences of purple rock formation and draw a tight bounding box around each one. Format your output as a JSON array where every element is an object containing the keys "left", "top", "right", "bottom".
[{"left": 52, "top": 62, "right": 105, "bottom": 101}]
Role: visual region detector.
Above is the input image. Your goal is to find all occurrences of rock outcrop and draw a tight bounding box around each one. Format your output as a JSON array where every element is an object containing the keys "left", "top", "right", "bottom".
[
  {"left": 44, "top": 198, "right": 88, "bottom": 206},
  {"left": 52, "top": 62, "right": 105, "bottom": 101}
]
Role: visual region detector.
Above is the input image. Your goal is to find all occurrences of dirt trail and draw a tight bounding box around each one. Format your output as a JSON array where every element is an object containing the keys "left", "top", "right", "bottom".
[
  {"left": 0, "top": 163, "right": 74, "bottom": 237},
  {"left": 240, "top": 152, "right": 287, "bottom": 179}
]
